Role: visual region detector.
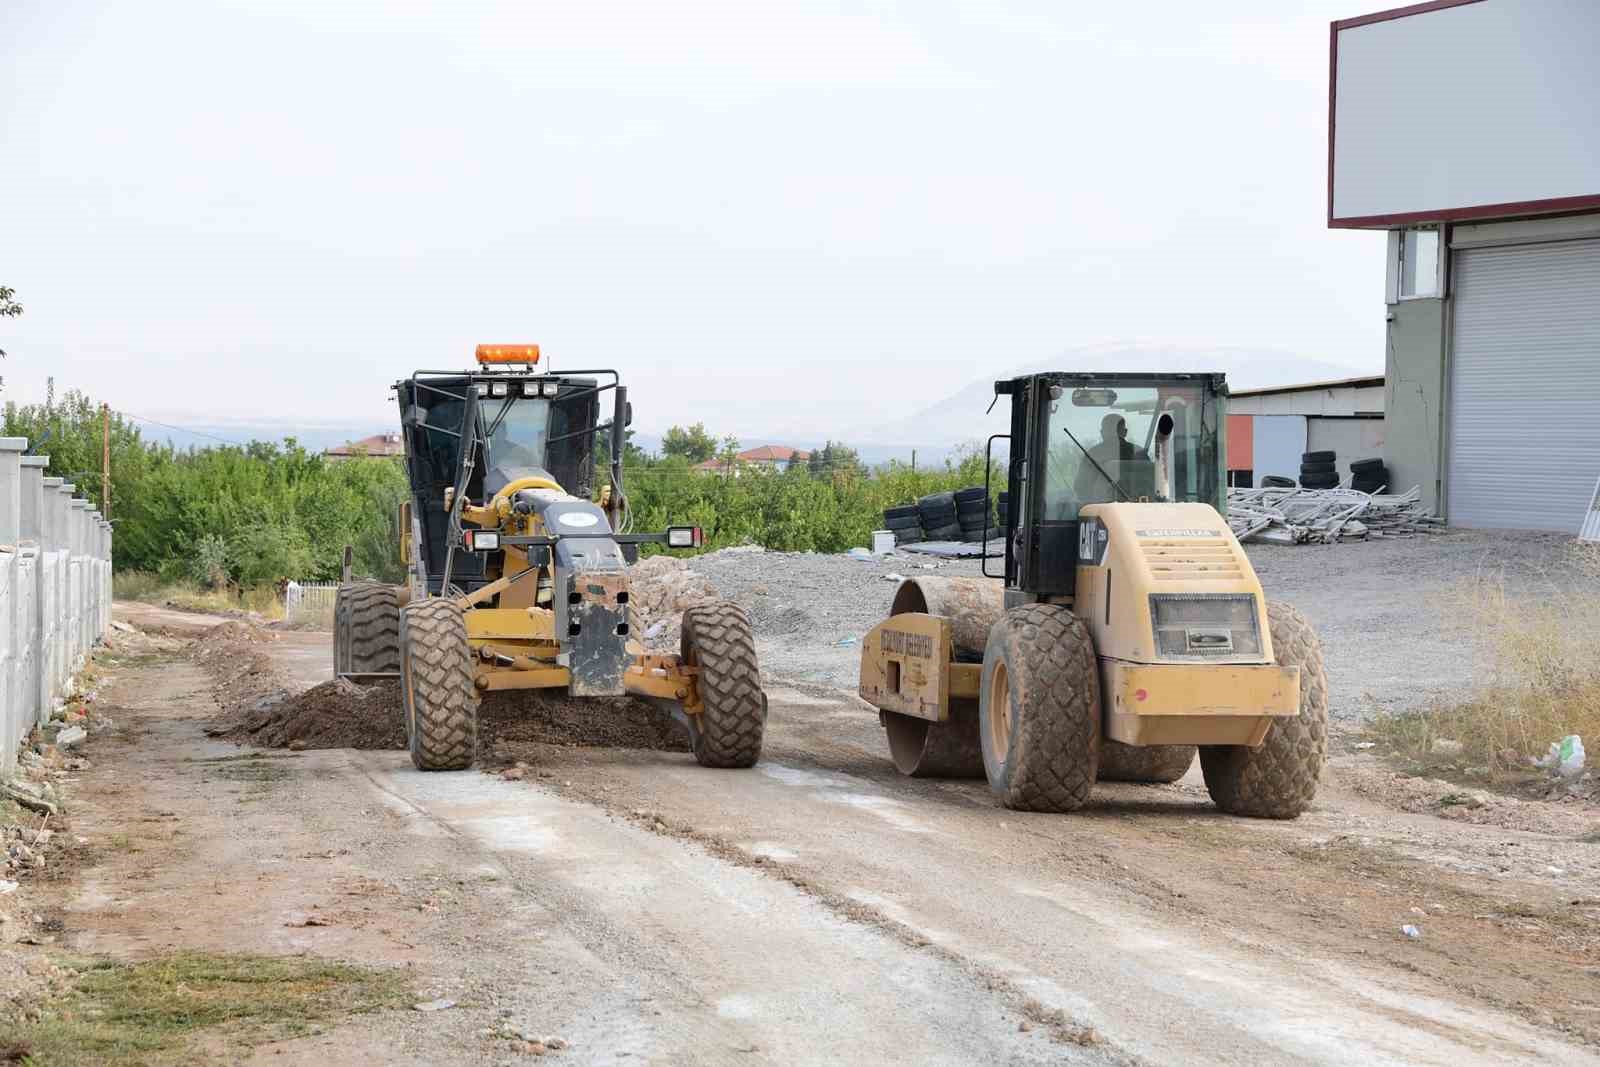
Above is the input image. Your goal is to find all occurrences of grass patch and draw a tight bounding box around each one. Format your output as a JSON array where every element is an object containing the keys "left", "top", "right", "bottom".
[
  {"left": 114, "top": 571, "right": 287, "bottom": 621},
  {"left": 10, "top": 952, "right": 409, "bottom": 1065},
  {"left": 1363, "top": 557, "right": 1600, "bottom": 782}
]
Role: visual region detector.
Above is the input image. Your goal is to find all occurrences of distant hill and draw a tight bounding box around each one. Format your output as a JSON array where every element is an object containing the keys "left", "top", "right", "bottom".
[{"left": 852, "top": 343, "right": 1375, "bottom": 449}]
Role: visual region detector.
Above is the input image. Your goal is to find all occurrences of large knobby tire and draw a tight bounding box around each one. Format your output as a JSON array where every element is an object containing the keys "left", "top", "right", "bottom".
[
  {"left": 682, "top": 602, "right": 767, "bottom": 768},
  {"left": 399, "top": 598, "right": 478, "bottom": 771},
  {"left": 1200, "top": 601, "right": 1328, "bottom": 818},
  {"left": 1097, "top": 741, "right": 1196, "bottom": 783},
  {"left": 335, "top": 582, "right": 401, "bottom": 674},
  {"left": 979, "top": 604, "right": 1100, "bottom": 812}
]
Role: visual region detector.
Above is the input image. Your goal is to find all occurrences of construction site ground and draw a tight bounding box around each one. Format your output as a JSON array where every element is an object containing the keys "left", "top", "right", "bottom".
[{"left": 6, "top": 531, "right": 1599, "bottom": 1065}]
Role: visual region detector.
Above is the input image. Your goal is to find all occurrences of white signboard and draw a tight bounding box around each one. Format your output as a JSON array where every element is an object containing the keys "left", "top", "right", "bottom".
[{"left": 1330, "top": 0, "right": 1600, "bottom": 227}]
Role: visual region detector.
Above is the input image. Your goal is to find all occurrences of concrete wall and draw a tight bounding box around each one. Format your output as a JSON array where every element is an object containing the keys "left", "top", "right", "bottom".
[
  {"left": 1229, "top": 382, "right": 1385, "bottom": 418},
  {"left": 0, "top": 439, "right": 112, "bottom": 780},
  {"left": 1383, "top": 298, "right": 1448, "bottom": 514}
]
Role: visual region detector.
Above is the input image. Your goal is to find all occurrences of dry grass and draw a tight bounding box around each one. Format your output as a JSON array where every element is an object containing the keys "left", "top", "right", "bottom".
[
  {"left": 280, "top": 602, "right": 335, "bottom": 631},
  {"left": 1365, "top": 545, "right": 1600, "bottom": 778},
  {"left": 113, "top": 571, "right": 286, "bottom": 620},
  {"left": 9, "top": 952, "right": 408, "bottom": 1065}
]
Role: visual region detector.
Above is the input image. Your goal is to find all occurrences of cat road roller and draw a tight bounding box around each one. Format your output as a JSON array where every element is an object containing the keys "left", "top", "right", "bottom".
[
  {"left": 334, "top": 344, "right": 766, "bottom": 772},
  {"left": 858, "top": 372, "right": 1327, "bottom": 818}
]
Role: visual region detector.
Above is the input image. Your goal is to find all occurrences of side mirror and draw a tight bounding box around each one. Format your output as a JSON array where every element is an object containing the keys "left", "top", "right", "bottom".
[{"left": 625, "top": 401, "right": 633, "bottom": 427}]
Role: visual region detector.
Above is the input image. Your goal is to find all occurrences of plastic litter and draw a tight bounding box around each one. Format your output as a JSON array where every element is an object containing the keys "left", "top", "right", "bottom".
[
  {"left": 847, "top": 547, "right": 874, "bottom": 561},
  {"left": 0, "top": 880, "right": 18, "bottom": 895},
  {"left": 1400, "top": 924, "right": 1422, "bottom": 940},
  {"left": 882, "top": 573, "right": 906, "bottom": 583},
  {"left": 644, "top": 620, "right": 669, "bottom": 640},
  {"left": 1534, "top": 735, "right": 1585, "bottom": 778},
  {"left": 836, "top": 635, "right": 857, "bottom": 647}
]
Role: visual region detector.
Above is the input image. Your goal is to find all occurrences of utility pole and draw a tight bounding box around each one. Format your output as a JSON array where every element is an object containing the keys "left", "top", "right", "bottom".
[
  {"left": 102, "top": 402, "right": 110, "bottom": 517},
  {"left": 911, "top": 449, "right": 916, "bottom": 472}
]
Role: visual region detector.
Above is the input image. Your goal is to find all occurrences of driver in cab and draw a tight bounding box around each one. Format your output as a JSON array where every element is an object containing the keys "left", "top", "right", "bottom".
[{"left": 1075, "top": 413, "right": 1148, "bottom": 500}]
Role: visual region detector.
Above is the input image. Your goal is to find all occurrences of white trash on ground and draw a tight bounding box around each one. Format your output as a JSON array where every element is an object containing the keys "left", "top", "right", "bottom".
[{"left": 1534, "top": 735, "right": 1585, "bottom": 779}]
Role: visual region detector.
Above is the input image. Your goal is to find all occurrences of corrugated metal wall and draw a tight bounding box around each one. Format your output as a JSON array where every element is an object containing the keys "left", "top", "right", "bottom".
[{"left": 1448, "top": 239, "right": 1600, "bottom": 531}]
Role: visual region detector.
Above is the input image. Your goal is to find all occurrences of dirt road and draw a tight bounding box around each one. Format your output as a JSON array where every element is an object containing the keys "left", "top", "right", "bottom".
[{"left": 24, "top": 603, "right": 1600, "bottom": 1065}]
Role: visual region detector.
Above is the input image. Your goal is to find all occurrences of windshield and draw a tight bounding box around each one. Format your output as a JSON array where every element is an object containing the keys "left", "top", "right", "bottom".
[
  {"left": 484, "top": 397, "right": 551, "bottom": 471},
  {"left": 1042, "top": 381, "right": 1217, "bottom": 520}
]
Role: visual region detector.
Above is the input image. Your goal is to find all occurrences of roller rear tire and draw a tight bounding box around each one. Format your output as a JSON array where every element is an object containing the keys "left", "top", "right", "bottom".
[
  {"left": 978, "top": 605, "right": 1100, "bottom": 812},
  {"left": 1200, "top": 602, "right": 1328, "bottom": 818},
  {"left": 1097, "top": 741, "right": 1196, "bottom": 783}
]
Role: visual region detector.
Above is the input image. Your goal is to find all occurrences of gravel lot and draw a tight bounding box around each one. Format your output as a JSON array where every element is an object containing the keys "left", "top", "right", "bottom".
[{"left": 689, "top": 530, "right": 1596, "bottom": 724}]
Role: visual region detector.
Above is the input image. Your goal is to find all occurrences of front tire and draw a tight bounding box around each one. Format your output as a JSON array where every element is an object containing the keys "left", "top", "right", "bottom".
[
  {"left": 978, "top": 604, "right": 1100, "bottom": 812},
  {"left": 399, "top": 598, "right": 478, "bottom": 771},
  {"left": 681, "top": 602, "right": 766, "bottom": 768},
  {"left": 1200, "top": 601, "right": 1328, "bottom": 818}
]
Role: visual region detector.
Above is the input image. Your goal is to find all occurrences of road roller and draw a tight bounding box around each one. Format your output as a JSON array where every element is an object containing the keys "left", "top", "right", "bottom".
[{"left": 858, "top": 372, "right": 1328, "bottom": 818}]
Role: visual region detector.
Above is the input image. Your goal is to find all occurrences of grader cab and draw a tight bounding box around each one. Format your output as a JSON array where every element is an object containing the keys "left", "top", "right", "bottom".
[
  {"left": 333, "top": 345, "right": 766, "bottom": 772},
  {"left": 858, "top": 372, "right": 1328, "bottom": 818}
]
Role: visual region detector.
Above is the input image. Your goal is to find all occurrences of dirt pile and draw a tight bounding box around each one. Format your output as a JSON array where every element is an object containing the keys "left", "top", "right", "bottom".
[
  {"left": 217, "top": 679, "right": 406, "bottom": 751},
  {"left": 190, "top": 620, "right": 286, "bottom": 713},
  {"left": 480, "top": 691, "right": 689, "bottom": 763},
  {"left": 629, "top": 555, "right": 718, "bottom": 649}
]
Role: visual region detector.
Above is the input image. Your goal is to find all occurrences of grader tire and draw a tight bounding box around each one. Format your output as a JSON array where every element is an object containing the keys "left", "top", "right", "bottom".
[
  {"left": 978, "top": 604, "right": 1100, "bottom": 812},
  {"left": 335, "top": 582, "right": 401, "bottom": 674},
  {"left": 1200, "top": 601, "right": 1328, "bottom": 818},
  {"left": 399, "top": 598, "right": 478, "bottom": 771},
  {"left": 1098, "top": 741, "right": 1196, "bottom": 783},
  {"left": 682, "top": 601, "right": 766, "bottom": 768}
]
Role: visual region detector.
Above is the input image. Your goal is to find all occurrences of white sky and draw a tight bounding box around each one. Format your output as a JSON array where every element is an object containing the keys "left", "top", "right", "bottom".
[{"left": 2, "top": 0, "right": 1383, "bottom": 440}]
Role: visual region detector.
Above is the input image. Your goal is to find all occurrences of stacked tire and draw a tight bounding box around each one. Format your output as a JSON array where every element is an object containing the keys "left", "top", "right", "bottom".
[
  {"left": 954, "top": 486, "right": 993, "bottom": 543},
  {"left": 1299, "top": 450, "right": 1339, "bottom": 490},
  {"left": 917, "top": 492, "right": 964, "bottom": 542},
  {"left": 1349, "top": 457, "right": 1388, "bottom": 495},
  {"left": 882, "top": 504, "right": 923, "bottom": 546}
]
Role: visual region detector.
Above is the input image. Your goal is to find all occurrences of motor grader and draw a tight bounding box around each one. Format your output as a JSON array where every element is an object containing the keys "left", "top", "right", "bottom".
[
  {"left": 333, "top": 344, "right": 766, "bottom": 772},
  {"left": 858, "top": 372, "right": 1327, "bottom": 818}
]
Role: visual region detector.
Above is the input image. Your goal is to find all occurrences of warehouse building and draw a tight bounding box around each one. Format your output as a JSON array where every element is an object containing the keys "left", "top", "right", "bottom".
[
  {"left": 1226, "top": 376, "right": 1384, "bottom": 488},
  {"left": 1330, "top": 1, "right": 1600, "bottom": 532}
]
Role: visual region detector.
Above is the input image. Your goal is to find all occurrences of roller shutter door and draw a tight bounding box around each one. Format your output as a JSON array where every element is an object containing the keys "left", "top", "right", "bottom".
[{"left": 1448, "top": 239, "right": 1600, "bottom": 531}]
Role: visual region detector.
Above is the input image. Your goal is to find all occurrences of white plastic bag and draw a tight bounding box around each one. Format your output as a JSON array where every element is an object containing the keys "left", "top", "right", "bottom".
[{"left": 1535, "top": 735, "right": 1585, "bottom": 779}]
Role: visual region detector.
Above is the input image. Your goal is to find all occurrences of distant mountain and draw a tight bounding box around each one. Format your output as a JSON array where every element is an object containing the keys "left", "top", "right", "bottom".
[{"left": 852, "top": 343, "right": 1375, "bottom": 448}]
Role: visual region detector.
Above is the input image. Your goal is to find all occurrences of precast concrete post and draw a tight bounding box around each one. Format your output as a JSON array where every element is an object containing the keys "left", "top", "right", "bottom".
[
  {"left": 70, "top": 498, "right": 89, "bottom": 667},
  {"left": 41, "top": 478, "right": 62, "bottom": 703},
  {"left": 20, "top": 457, "right": 48, "bottom": 729}
]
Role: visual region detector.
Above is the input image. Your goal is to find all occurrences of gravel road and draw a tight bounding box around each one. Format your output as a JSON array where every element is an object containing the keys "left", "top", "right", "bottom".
[{"left": 691, "top": 530, "right": 1594, "bottom": 722}]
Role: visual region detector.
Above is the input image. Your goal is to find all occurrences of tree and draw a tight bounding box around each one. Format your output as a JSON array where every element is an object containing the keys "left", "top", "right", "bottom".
[
  {"left": 0, "top": 285, "right": 21, "bottom": 357},
  {"left": 808, "top": 440, "right": 861, "bottom": 477},
  {"left": 661, "top": 422, "right": 719, "bottom": 464}
]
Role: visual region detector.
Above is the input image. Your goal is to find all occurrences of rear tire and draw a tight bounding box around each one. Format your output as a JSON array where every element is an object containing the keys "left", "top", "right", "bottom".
[
  {"left": 1200, "top": 601, "right": 1328, "bottom": 818},
  {"left": 978, "top": 605, "right": 1100, "bottom": 812},
  {"left": 682, "top": 602, "right": 766, "bottom": 768},
  {"left": 1097, "top": 741, "right": 1196, "bottom": 783},
  {"left": 335, "top": 582, "right": 402, "bottom": 675},
  {"left": 400, "top": 598, "right": 478, "bottom": 771}
]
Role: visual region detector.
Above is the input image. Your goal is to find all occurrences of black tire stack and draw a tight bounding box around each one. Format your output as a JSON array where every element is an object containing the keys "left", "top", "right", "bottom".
[
  {"left": 1298, "top": 450, "right": 1339, "bottom": 490},
  {"left": 1349, "top": 457, "right": 1388, "bottom": 495},
  {"left": 954, "top": 486, "right": 994, "bottom": 543},
  {"left": 882, "top": 504, "right": 923, "bottom": 546},
  {"left": 1261, "top": 475, "right": 1296, "bottom": 489},
  {"left": 917, "top": 491, "right": 964, "bottom": 542}
]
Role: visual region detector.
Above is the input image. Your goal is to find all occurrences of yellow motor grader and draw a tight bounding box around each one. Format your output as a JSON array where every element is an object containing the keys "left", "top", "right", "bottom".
[
  {"left": 858, "top": 372, "right": 1327, "bottom": 818},
  {"left": 334, "top": 345, "right": 766, "bottom": 772}
]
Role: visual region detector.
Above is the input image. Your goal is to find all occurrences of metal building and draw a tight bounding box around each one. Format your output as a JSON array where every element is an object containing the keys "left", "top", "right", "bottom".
[
  {"left": 1226, "top": 376, "right": 1385, "bottom": 488},
  {"left": 1330, "top": 1, "right": 1600, "bottom": 532}
]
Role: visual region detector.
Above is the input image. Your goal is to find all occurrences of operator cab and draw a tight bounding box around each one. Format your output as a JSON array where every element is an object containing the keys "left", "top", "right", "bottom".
[
  {"left": 394, "top": 344, "right": 613, "bottom": 594},
  {"left": 998, "top": 372, "right": 1226, "bottom": 597}
]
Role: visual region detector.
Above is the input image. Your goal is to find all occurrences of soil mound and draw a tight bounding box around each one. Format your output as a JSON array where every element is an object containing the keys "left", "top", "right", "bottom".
[{"left": 219, "top": 678, "right": 406, "bottom": 751}]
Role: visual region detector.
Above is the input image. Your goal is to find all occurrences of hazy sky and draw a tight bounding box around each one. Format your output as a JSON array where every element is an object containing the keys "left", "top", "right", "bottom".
[{"left": 3, "top": 1, "right": 1384, "bottom": 441}]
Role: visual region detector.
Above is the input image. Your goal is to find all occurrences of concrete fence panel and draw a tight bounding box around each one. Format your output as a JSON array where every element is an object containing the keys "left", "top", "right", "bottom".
[{"left": 0, "top": 442, "right": 113, "bottom": 780}]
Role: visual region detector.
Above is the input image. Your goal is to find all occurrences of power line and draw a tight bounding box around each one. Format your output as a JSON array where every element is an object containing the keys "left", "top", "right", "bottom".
[{"left": 117, "top": 410, "right": 251, "bottom": 447}]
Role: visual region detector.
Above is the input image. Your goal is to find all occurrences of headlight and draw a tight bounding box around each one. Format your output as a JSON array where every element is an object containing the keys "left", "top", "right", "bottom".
[
  {"left": 465, "top": 530, "right": 500, "bottom": 551},
  {"left": 475, "top": 382, "right": 490, "bottom": 397},
  {"left": 522, "top": 381, "right": 539, "bottom": 398},
  {"left": 540, "top": 380, "right": 560, "bottom": 398},
  {"left": 1149, "top": 594, "right": 1261, "bottom": 658},
  {"left": 490, "top": 381, "right": 508, "bottom": 397}
]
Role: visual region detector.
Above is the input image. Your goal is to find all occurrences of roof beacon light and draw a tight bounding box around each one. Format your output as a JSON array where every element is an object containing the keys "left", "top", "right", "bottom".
[{"left": 476, "top": 344, "right": 541, "bottom": 365}]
